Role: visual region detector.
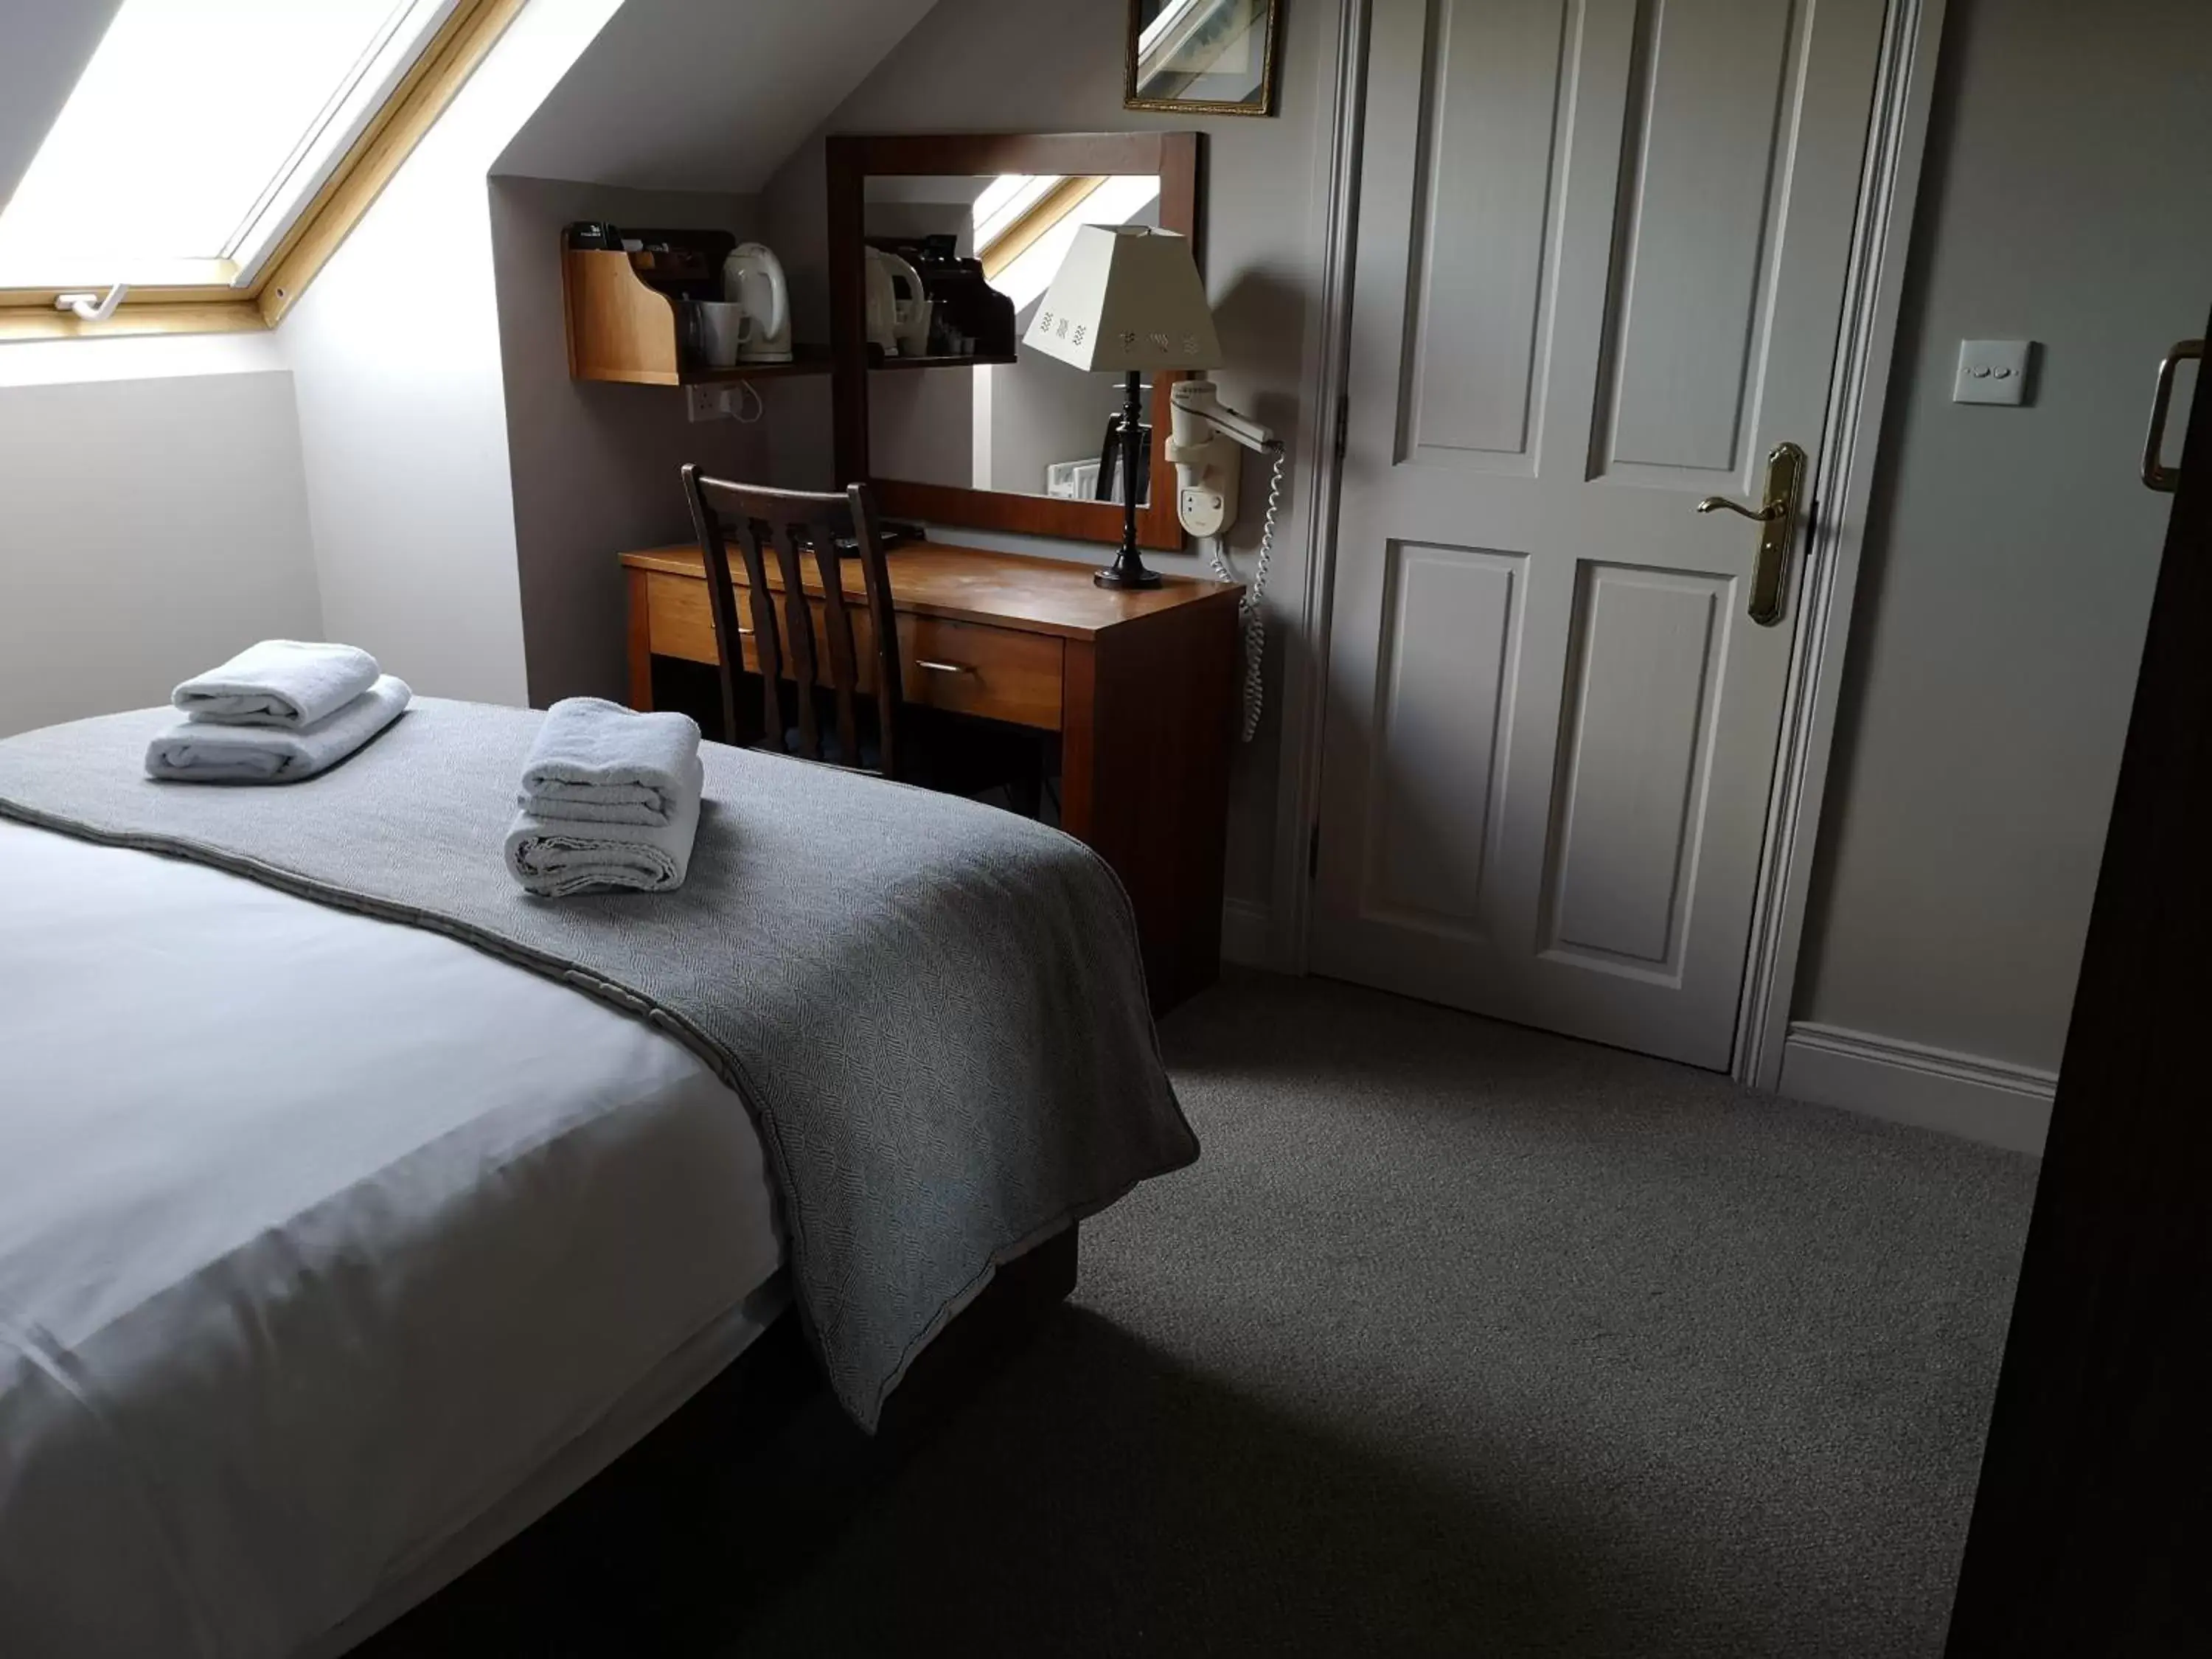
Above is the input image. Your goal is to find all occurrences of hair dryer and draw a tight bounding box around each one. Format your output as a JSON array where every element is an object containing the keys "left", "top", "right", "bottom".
[
  {"left": 1166, "top": 379, "right": 1279, "bottom": 537},
  {"left": 1166, "top": 380, "right": 1287, "bottom": 742}
]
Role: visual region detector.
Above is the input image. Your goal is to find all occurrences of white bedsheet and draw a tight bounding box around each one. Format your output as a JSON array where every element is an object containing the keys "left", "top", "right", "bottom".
[{"left": 0, "top": 821, "right": 785, "bottom": 1658}]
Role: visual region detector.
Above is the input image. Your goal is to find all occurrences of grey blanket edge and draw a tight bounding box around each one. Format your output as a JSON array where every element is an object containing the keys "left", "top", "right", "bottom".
[{"left": 0, "top": 710, "right": 1198, "bottom": 1431}]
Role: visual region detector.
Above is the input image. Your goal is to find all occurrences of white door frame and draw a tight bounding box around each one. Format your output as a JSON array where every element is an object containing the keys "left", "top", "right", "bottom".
[{"left": 1265, "top": 0, "right": 1954, "bottom": 1088}]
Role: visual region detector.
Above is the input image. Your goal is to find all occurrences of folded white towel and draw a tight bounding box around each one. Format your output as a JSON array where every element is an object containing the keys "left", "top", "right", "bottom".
[
  {"left": 145, "top": 676, "right": 413, "bottom": 784},
  {"left": 504, "top": 755, "right": 704, "bottom": 897},
  {"left": 520, "top": 697, "right": 703, "bottom": 827},
  {"left": 172, "top": 639, "right": 383, "bottom": 729}
]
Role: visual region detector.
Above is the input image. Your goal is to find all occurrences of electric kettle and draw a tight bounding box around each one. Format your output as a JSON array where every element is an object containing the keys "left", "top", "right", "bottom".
[
  {"left": 860, "top": 247, "right": 897, "bottom": 358},
  {"left": 721, "top": 242, "right": 792, "bottom": 364},
  {"left": 880, "top": 248, "right": 933, "bottom": 358}
]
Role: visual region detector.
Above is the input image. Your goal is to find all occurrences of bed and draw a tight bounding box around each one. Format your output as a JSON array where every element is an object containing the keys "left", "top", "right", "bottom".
[{"left": 0, "top": 699, "right": 1195, "bottom": 1656}]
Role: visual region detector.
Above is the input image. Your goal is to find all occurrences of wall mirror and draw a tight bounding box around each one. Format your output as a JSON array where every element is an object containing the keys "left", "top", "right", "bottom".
[
  {"left": 1127, "top": 0, "right": 1283, "bottom": 116},
  {"left": 828, "top": 132, "right": 1201, "bottom": 551}
]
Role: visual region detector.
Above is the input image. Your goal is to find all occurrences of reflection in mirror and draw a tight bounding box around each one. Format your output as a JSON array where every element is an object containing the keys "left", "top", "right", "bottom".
[
  {"left": 864, "top": 173, "right": 1161, "bottom": 507},
  {"left": 1127, "top": 0, "right": 1281, "bottom": 115}
]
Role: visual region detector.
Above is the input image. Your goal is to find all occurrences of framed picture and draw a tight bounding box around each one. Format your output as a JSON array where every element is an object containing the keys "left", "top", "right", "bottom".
[{"left": 1126, "top": 0, "right": 1284, "bottom": 117}]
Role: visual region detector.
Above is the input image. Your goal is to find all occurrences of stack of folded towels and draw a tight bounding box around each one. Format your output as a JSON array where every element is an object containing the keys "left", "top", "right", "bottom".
[
  {"left": 147, "top": 641, "right": 412, "bottom": 784},
  {"left": 504, "top": 698, "right": 704, "bottom": 897}
]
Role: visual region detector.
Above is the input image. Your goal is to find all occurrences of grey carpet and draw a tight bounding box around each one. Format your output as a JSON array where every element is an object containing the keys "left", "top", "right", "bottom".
[{"left": 366, "top": 970, "right": 2039, "bottom": 1658}]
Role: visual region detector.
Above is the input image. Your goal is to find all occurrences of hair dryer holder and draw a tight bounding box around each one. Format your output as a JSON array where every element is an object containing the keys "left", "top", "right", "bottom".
[{"left": 1167, "top": 379, "right": 1276, "bottom": 539}]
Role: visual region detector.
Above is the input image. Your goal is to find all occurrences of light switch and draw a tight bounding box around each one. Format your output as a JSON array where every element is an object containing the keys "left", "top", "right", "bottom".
[{"left": 1954, "top": 339, "right": 2034, "bottom": 406}]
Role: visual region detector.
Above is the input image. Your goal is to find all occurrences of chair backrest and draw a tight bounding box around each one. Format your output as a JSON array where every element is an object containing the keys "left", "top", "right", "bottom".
[{"left": 679, "top": 469, "right": 905, "bottom": 779}]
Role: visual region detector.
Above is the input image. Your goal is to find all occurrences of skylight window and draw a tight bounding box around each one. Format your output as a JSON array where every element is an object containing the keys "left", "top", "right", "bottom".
[
  {"left": 0, "top": 0, "right": 463, "bottom": 294},
  {"left": 988, "top": 175, "right": 1163, "bottom": 311}
]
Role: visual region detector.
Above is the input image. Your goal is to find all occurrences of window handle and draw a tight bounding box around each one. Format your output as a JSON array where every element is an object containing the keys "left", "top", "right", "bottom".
[{"left": 55, "top": 285, "right": 130, "bottom": 323}]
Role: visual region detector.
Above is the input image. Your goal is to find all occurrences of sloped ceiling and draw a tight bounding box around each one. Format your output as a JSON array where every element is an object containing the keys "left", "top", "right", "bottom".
[
  {"left": 0, "top": 0, "right": 123, "bottom": 215},
  {"left": 495, "top": 0, "right": 940, "bottom": 192}
]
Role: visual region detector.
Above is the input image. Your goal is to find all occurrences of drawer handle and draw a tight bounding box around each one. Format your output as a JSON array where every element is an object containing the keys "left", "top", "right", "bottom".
[{"left": 915, "top": 659, "right": 975, "bottom": 675}]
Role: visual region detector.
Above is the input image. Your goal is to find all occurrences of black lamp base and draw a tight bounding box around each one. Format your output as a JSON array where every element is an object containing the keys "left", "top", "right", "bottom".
[
  {"left": 1093, "top": 557, "right": 1164, "bottom": 591},
  {"left": 1092, "top": 366, "right": 1164, "bottom": 591}
]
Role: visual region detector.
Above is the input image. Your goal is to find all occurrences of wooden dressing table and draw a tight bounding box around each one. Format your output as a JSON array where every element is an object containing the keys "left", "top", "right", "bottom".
[{"left": 622, "top": 541, "right": 1242, "bottom": 1010}]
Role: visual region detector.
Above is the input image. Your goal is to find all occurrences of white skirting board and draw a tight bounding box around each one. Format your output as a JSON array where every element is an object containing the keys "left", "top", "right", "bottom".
[
  {"left": 1221, "top": 899, "right": 1273, "bottom": 969},
  {"left": 1777, "top": 1021, "right": 2054, "bottom": 1155}
]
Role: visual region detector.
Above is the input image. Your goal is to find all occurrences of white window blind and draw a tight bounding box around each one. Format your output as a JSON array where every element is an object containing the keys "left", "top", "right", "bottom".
[{"left": 0, "top": 0, "right": 459, "bottom": 291}]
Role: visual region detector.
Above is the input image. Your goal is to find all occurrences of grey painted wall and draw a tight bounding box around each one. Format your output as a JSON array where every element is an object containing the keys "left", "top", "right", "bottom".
[
  {"left": 498, "top": 0, "right": 936, "bottom": 192},
  {"left": 755, "top": 0, "right": 1344, "bottom": 909},
  {"left": 1794, "top": 0, "right": 2212, "bottom": 1070},
  {"left": 0, "top": 370, "right": 321, "bottom": 737},
  {"left": 489, "top": 176, "right": 773, "bottom": 708}
]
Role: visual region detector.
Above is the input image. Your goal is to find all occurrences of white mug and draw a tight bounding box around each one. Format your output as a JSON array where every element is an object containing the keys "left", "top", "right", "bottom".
[{"left": 698, "top": 300, "right": 753, "bottom": 368}]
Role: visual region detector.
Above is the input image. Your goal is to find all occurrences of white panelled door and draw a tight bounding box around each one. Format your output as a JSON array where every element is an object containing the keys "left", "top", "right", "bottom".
[{"left": 1313, "top": 0, "right": 1888, "bottom": 1068}]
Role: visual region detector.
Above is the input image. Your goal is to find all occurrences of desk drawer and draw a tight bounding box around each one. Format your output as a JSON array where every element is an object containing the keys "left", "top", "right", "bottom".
[{"left": 644, "top": 571, "right": 1062, "bottom": 731}]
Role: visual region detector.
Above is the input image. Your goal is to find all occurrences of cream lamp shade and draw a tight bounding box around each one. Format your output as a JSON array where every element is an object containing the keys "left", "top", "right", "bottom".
[{"left": 1023, "top": 225, "right": 1221, "bottom": 372}]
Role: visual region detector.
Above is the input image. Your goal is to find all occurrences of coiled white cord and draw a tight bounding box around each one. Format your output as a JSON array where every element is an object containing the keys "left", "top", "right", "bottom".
[{"left": 1207, "top": 444, "right": 1287, "bottom": 743}]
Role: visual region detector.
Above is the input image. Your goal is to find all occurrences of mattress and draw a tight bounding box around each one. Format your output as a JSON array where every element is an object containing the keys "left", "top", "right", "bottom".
[{"left": 0, "top": 821, "right": 785, "bottom": 1657}]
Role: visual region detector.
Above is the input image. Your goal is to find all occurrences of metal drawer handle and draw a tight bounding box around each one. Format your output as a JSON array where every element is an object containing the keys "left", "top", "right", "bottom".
[
  {"left": 2142, "top": 338, "right": 2202, "bottom": 493},
  {"left": 915, "top": 659, "right": 975, "bottom": 675}
]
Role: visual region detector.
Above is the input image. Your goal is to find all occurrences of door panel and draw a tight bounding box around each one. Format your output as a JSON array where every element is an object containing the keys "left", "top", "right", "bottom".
[
  {"left": 1315, "top": 0, "right": 1886, "bottom": 1068},
  {"left": 1366, "top": 542, "right": 1525, "bottom": 929},
  {"left": 1601, "top": 0, "right": 1797, "bottom": 476},
  {"left": 1401, "top": 0, "right": 1571, "bottom": 465},
  {"left": 1541, "top": 563, "right": 1729, "bottom": 977}
]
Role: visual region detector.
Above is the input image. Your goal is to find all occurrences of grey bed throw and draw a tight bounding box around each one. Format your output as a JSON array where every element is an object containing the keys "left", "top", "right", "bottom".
[{"left": 0, "top": 699, "right": 1196, "bottom": 1430}]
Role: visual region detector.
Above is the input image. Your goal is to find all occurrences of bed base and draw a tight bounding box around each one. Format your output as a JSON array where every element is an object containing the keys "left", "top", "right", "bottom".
[
  {"left": 350, "top": 1225, "right": 1079, "bottom": 1651},
  {"left": 723, "top": 1222, "right": 1080, "bottom": 1441},
  {"left": 874, "top": 1222, "right": 1080, "bottom": 1439}
]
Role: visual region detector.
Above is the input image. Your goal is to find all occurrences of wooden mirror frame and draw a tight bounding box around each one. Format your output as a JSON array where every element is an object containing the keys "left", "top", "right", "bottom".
[{"left": 827, "top": 131, "right": 1203, "bottom": 552}]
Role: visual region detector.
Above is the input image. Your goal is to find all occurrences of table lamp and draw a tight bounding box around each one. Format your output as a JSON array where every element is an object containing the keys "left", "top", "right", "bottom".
[{"left": 1024, "top": 225, "right": 1221, "bottom": 588}]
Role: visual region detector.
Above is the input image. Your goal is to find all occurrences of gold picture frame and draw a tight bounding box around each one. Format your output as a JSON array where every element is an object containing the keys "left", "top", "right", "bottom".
[{"left": 1125, "top": 0, "right": 1284, "bottom": 118}]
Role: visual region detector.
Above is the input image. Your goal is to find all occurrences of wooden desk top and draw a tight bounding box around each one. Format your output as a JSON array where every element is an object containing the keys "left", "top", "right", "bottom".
[{"left": 620, "top": 540, "right": 1241, "bottom": 642}]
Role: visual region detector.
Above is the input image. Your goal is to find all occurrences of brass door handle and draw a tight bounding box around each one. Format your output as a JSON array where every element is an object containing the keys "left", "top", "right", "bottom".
[
  {"left": 1695, "top": 497, "right": 1786, "bottom": 524},
  {"left": 2141, "top": 338, "right": 2202, "bottom": 493},
  {"left": 1694, "top": 441, "right": 1806, "bottom": 626}
]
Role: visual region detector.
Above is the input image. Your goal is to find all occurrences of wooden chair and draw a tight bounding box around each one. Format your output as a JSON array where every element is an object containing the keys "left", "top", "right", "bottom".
[
  {"left": 680, "top": 470, "right": 907, "bottom": 774},
  {"left": 679, "top": 468, "right": 1042, "bottom": 807}
]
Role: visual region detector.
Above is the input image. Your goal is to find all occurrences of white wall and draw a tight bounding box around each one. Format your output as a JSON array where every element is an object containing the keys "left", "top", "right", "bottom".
[
  {"left": 756, "top": 0, "right": 1346, "bottom": 910},
  {"left": 1792, "top": 0, "right": 2212, "bottom": 1074},
  {"left": 0, "top": 5, "right": 319, "bottom": 742},
  {"left": 279, "top": 0, "right": 958, "bottom": 709},
  {"left": 487, "top": 176, "right": 773, "bottom": 708},
  {"left": 0, "top": 369, "right": 321, "bottom": 737},
  {"left": 277, "top": 0, "right": 628, "bottom": 708}
]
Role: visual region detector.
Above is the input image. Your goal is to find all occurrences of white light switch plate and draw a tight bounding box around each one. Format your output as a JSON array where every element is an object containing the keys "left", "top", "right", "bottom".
[{"left": 1954, "top": 339, "right": 2033, "bottom": 406}]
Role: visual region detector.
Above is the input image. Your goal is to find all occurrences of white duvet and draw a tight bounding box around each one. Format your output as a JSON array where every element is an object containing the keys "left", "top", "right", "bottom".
[{"left": 0, "top": 822, "right": 784, "bottom": 1656}]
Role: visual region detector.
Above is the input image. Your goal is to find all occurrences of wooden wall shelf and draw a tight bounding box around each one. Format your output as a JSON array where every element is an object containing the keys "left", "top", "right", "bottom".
[
  {"left": 685, "top": 347, "right": 833, "bottom": 384},
  {"left": 563, "top": 240, "right": 830, "bottom": 387}
]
